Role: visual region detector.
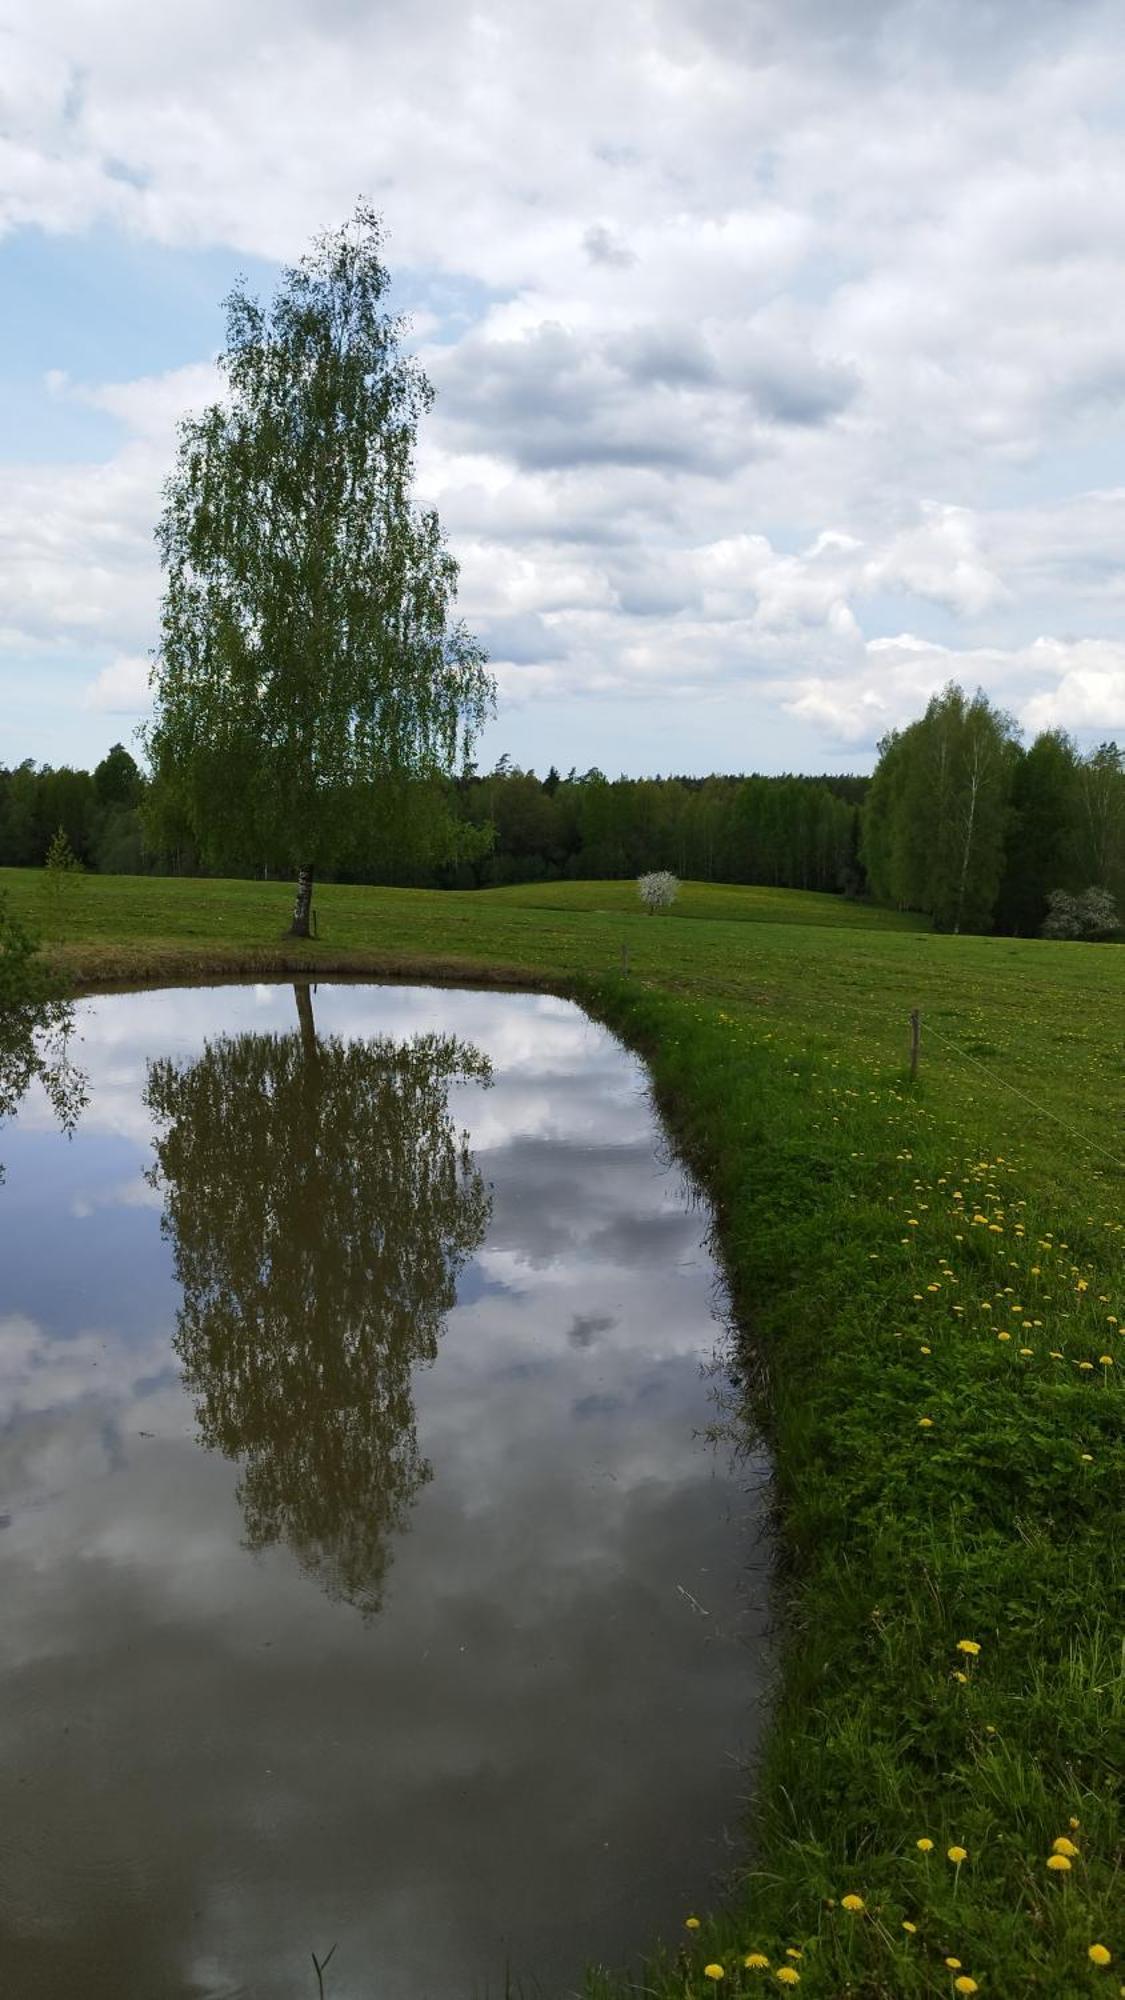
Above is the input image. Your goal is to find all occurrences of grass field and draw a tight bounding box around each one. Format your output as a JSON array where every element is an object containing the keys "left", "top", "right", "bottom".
[{"left": 4, "top": 866, "right": 1122, "bottom": 1997}]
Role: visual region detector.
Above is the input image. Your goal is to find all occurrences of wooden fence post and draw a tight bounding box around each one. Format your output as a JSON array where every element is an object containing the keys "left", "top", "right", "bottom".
[{"left": 909, "top": 1008, "right": 921, "bottom": 1080}]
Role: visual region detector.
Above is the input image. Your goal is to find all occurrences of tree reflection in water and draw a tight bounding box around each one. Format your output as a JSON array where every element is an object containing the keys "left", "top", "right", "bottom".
[
  {"left": 145, "top": 984, "right": 492, "bottom": 1614},
  {"left": 0, "top": 896, "right": 86, "bottom": 1176}
]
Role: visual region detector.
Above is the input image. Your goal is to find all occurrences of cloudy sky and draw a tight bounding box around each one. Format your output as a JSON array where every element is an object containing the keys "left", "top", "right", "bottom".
[{"left": 4, "top": 0, "right": 1125, "bottom": 777}]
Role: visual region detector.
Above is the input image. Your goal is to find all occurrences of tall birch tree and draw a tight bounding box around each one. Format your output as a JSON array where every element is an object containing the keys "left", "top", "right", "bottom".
[{"left": 145, "top": 205, "right": 494, "bottom": 936}]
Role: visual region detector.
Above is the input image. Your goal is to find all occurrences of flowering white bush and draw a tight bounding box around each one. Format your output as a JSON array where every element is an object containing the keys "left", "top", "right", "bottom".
[
  {"left": 1041, "top": 885, "right": 1120, "bottom": 939},
  {"left": 637, "top": 870, "right": 679, "bottom": 914}
]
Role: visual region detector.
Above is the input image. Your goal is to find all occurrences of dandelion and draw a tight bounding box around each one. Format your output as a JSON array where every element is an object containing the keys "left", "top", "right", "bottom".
[
  {"left": 744, "top": 1954, "right": 769, "bottom": 1970},
  {"left": 954, "top": 1980, "right": 979, "bottom": 1995},
  {"left": 1100, "top": 1354, "right": 1114, "bottom": 1367},
  {"left": 1088, "top": 1944, "right": 1112, "bottom": 1966},
  {"left": 840, "top": 1895, "right": 865, "bottom": 1912},
  {"left": 704, "top": 1964, "right": 725, "bottom": 1981},
  {"left": 1069, "top": 1817, "right": 1081, "bottom": 1829},
  {"left": 685, "top": 1917, "right": 701, "bottom": 1930},
  {"left": 902, "top": 1920, "right": 917, "bottom": 1933},
  {"left": 917, "top": 1838, "right": 934, "bottom": 1853},
  {"left": 945, "top": 1957, "right": 962, "bottom": 1969},
  {"left": 775, "top": 1972, "right": 800, "bottom": 1989},
  {"left": 918, "top": 1416, "right": 934, "bottom": 1428},
  {"left": 957, "top": 1640, "right": 981, "bottom": 1656},
  {"left": 953, "top": 1670, "right": 968, "bottom": 1683},
  {"left": 786, "top": 1949, "right": 803, "bottom": 1961},
  {"left": 1046, "top": 1854, "right": 1071, "bottom": 1872},
  {"left": 1051, "top": 1836, "right": 1079, "bottom": 1857},
  {"left": 947, "top": 1846, "right": 967, "bottom": 1864}
]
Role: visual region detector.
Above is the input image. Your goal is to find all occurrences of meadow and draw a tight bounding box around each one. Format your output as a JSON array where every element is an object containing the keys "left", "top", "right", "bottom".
[{"left": 4, "top": 864, "right": 1121, "bottom": 1997}]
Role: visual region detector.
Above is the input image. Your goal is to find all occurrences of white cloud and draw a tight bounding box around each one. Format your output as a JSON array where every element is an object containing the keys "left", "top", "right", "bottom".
[
  {"left": 782, "top": 633, "right": 1125, "bottom": 744},
  {"left": 84, "top": 651, "right": 152, "bottom": 712}
]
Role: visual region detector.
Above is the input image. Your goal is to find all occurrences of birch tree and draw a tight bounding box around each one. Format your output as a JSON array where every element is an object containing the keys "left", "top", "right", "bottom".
[{"left": 146, "top": 205, "right": 494, "bottom": 936}]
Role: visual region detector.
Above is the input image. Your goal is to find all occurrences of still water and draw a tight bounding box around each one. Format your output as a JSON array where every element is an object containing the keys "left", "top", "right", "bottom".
[{"left": 0, "top": 982, "right": 768, "bottom": 1999}]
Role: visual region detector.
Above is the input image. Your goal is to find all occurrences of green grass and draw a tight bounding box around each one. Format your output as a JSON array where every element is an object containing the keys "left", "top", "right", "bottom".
[
  {"left": 4, "top": 866, "right": 1122, "bottom": 1997},
  {"left": 476, "top": 877, "right": 931, "bottom": 931}
]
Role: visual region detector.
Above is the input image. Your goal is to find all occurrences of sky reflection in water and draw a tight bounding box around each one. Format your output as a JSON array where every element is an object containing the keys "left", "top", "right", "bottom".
[{"left": 0, "top": 982, "right": 769, "bottom": 2000}]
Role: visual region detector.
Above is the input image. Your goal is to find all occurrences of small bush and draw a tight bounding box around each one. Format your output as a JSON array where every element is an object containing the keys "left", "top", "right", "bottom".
[
  {"left": 637, "top": 870, "right": 679, "bottom": 915},
  {"left": 1041, "top": 885, "right": 1119, "bottom": 940}
]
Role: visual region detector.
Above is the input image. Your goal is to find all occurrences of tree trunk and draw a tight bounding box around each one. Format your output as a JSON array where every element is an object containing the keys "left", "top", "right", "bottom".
[
  {"left": 289, "top": 864, "right": 314, "bottom": 938},
  {"left": 293, "top": 981, "right": 318, "bottom": 1063}
]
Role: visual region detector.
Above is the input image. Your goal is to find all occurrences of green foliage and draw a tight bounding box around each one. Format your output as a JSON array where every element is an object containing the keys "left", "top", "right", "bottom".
[
  {"left": 145, "top": 204, "right": 493, "bottom": 920},
  {"left": 867, "top": 697, "right": 1125, "bottom": 937},
  {"left": 0, "top": 892, "right": 86, "bottom": 1156},
  {"left": 994, "top": 729, "right": 1080, "bottom": 935},
  {"left": 863, "top": 685, "right": 1021, "bottom": 931},
  {"left": 38, "top": 823, "right": 85, "bottom": 938}
]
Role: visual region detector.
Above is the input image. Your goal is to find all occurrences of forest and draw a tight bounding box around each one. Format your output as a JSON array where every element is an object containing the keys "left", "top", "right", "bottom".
[{"left": 2, "top": 685, "right": 1122, "bottom": 937}]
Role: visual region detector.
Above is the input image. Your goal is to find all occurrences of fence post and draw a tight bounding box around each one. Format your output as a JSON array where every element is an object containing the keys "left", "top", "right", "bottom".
[{"left": 909, "top": 1008, "right": 921, "bottom": 1080}]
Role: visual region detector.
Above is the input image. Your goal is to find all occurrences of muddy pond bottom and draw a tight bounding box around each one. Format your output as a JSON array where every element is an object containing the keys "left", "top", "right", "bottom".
[{"left": 0, "top": 982, "right": 767, "bottom": 1999}]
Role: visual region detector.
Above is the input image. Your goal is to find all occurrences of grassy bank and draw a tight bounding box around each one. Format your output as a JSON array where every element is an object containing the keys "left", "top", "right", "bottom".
[{"left": 4, "top": 867, "right": 1121, "bottom": 1996}]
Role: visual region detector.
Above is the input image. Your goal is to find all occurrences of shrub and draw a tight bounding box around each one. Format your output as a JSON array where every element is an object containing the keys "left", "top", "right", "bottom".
[{"left": 637, "top": 870, "right": 679, "bottom": 915}]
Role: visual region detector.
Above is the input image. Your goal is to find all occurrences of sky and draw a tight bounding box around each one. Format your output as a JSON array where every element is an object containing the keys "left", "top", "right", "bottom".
[{"left": 3, "top": 0, "right": 1125, "bottom": 778}]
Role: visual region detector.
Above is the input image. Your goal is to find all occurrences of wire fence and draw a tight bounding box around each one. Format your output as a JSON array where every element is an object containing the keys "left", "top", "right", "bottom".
[{"left": 918, "top": 1015, "right": 1125, "bottom": 1177}]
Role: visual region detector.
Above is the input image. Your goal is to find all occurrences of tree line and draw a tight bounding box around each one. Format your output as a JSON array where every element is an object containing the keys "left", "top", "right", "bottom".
[
  {"left": 4, "top": 692, "right": 1122, "bottom": 937},
  {"left": 862, "top": 685, "right": 1124, "bottom": 935},
  {"left": 0, "top": 751, "right": 867, "bottom": 898}
]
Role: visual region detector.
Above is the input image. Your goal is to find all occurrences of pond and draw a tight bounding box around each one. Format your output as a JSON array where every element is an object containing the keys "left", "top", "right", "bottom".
[{"left": 0, "top": 981, "right": 769, "bottom": 1999}]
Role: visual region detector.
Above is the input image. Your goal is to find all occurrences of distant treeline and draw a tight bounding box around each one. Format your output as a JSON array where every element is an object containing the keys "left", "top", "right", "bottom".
[
  {"left": 0, "top": 752, "right": 868, "bottom": 900},
  {"left": 3, "top": 686, "right": 1122, "bottom": 936}
]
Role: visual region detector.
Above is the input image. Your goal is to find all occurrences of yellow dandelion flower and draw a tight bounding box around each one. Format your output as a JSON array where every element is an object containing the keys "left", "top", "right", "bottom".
[
  {"left": 685, "top": 1917, "right": 701, "bottom": 1930},
  {"left": 918, "top": 1416, "right": 934, "bottom": 1428},
  {"left": 840, "top": 1895, "right": 865, "bottom": 1912},
  {"left": 1052, "top": 1836, "right": 1079, "bottom": 1857},
  {"left": 1046, "top": 1853, "right": 1072, "bottom": 1872},
  {"left": 953, "top": 1670, "right": 968, "bottom": 1683},
  {"left": 1100, "top": 1354, "right": 1114, "bottom": 1366},
  {"left": 704, "top": 1964, "right": 725, "bottom": 1981},
  {"left": 945, "top": 1957, "right": 962, "bottom": 1969},
  {"left": 902, "top": 1920, "right": 917, "bottom": 1933},
  {"left": 786, "top": 1949, "right": 803, "bottom": 1961},
  {"left": 1020, "top": 1347, "right": 1034, "bottom": 1356},
  {"left": 1080, "top": 1452, "right": 1094, "bottom": 1462},
  {"left": 956, "top": 1639, "right": 981, "bottom": 1656},
  {"left": 954, "top": 1980, "right": 979, "bottom": 1995},
  {"left": 744, "top": 1954, "right": 769, "bottom": 1970},
  {"left": 948, "top": 1846, "right": 968, "bottom": 1864},
  {"left": 1088, "top": 1944, "right": 1112, "bottom": 1966},
  {"left": 916, "top": 1837, "right": 934, "bottom": 1852},
  {"left": 775, "top": 1972, "right": 800, "bottom": 1989},
  {"left": 1069, "top": 1817, "right": 1081, "bottom": 1829}
]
